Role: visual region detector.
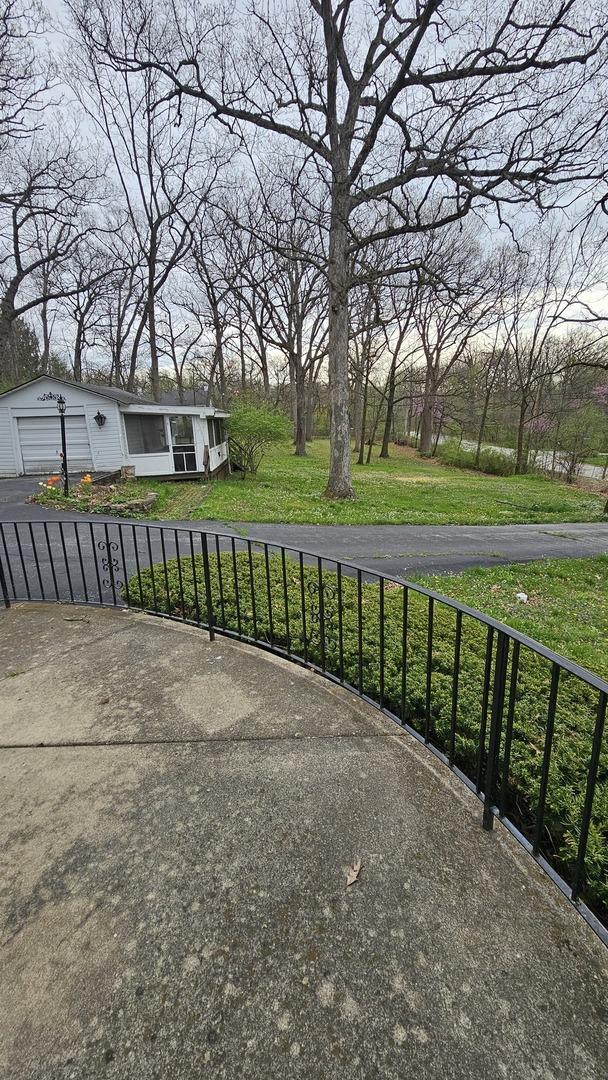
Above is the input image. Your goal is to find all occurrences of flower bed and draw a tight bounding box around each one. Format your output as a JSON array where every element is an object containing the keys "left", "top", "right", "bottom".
[{"left": 32, "top": 475, "right": 158, "bottom": 516}]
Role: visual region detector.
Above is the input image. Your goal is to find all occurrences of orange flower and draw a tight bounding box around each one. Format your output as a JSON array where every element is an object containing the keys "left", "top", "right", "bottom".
[{"left": 81, "top": 474, "right": 93, "bottom": 484}]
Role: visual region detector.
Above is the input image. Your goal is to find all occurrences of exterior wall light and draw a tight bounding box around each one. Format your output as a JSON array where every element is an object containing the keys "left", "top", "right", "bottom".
[{"left": 94, "top": 411, "right": 107, "bottom": 427}]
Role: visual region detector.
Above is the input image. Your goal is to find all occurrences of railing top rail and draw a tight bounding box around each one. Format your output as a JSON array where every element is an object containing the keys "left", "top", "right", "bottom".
[{"left": 2, "top": 517, "right": 608, "bottom": 696}]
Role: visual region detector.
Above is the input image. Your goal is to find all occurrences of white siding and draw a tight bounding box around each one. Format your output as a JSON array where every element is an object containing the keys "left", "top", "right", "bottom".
[
  {"left": 0, "top": 378, "right": 129, "bottom": 476},
  {"left": 1, "top": 376, "right": 108, "bottom": 410},
  {"left": 85, "top": 402, "right": 125, "bottom": 471},
  {"left": 127, "top": 452, "right": 174, "bottom": 476},
  {"left": 209, "top": 441, "right": 229, "bottom": 473},
  {"left": 0, "top": 407, "right": 16, "bottom": 476}
]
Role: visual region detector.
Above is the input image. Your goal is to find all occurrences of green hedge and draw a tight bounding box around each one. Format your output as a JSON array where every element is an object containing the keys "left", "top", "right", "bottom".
[
  {"left": 125, "top": 551, "right": 607, "bottom": 920},
  {"left": 438, "top": 441, "right": 517, "bottom": 476}
]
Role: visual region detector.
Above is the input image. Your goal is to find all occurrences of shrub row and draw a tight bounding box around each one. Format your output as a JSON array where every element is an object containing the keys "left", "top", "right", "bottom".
[
  {"left": 125, "top": 551, "right": 607, "bottom": 920},
  {"left": 438, "top": 441, "right": 517, "bottom": 476}
]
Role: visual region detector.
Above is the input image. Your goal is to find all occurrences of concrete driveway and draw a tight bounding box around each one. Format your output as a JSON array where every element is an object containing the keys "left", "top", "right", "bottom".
[{"left": 1, "top": 605, "right": 607, "bottom": 1079}]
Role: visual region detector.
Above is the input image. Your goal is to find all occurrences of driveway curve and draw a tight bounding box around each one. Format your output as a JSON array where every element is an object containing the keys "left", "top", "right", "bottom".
[
  {"left": 1, "top": 475, "right": 608, "bottom": 575},
  {"left": 1, "top": 605, "right": 607, "bottom": 1079}
]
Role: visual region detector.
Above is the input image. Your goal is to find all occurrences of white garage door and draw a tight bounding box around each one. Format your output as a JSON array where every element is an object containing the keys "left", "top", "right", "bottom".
[{"left": 17, "top": 415, "right": 93, "bottom": 473}]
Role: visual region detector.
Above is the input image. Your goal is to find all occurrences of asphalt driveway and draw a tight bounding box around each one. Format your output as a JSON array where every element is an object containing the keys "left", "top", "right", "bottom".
[{"left": 1, "top": 476, "right": 607, "bottom": 576}]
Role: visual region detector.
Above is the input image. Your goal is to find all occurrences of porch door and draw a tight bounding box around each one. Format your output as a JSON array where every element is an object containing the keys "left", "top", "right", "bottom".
[{"left": 170, "top": 416, "right": 197, "bottom": 472}]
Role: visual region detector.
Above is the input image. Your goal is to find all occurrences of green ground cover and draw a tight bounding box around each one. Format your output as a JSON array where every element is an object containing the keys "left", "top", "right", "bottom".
[
  {"left": 126, "top": 550, "right": 608, "bottom": 923},
  {"left": 196, "top": 442, "right": 604, "bottom": 525},
  {"left": 33, "top": 441, "right": 605, "bottom": 524},
  {"left": 416, "top": 556, "right": 608, "bottom": 680}
]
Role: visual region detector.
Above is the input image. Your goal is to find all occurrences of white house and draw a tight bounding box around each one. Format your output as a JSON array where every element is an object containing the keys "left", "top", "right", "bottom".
[{"left": 0, "top": 376, "right": 230, "bottom": 479}]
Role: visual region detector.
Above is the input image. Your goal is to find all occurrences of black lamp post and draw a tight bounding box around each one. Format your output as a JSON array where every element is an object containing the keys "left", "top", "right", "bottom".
[{"left": 57, "top": 395, "right": 69, "bottom": 496}]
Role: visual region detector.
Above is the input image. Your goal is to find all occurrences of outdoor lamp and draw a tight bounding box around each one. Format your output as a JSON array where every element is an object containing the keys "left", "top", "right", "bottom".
[
  {"left": 94, "top": 411, "right": 107, "bottom": 427},
  {"left": 56, "top": 395, "right": 69, "bottom": 495}
]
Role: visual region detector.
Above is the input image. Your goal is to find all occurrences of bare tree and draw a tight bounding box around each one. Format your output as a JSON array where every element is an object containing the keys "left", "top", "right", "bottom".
[
  {"left": 500, "top": 225, "right": 602, "bottom": 472},
  {"left": 411, "top": 227, "right": 501, "bottom": 455},
  {"left": 67, "top": 18, "right": 230, "bottom": 399},
  {"left": 156, "top": 294, "right": 206, "bottom": 400},
  {"left": 71, "top": 0, "right": 608, "bottom": 495},
  {"left": 236, "top": 174, "right": 328, "bottom": 454},
  {"left": 0, "top": 0, "right": 54, "bottom": 166},
  {"left": 0, "top": 130, "right": 104, "bottom": 378}
]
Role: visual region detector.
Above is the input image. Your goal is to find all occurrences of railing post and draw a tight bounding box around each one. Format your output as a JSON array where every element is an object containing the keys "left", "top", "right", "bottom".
[
  {"left": 483, "top": 631, "right": 509, "bottom": 831},
  {"left": 200, "top": 532, "right": 215, "bottom": 642},
  {"left": 571, "top": 690, "right": 606, "bottom": 902},
  {"left": 0, "top": 548, "right": 10, "bottom": 608}
]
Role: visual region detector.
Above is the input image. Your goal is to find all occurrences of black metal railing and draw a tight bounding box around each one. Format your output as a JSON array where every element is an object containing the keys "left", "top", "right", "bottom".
[{"left": 1, "top": 517, "right": 607, "bottom": 945}]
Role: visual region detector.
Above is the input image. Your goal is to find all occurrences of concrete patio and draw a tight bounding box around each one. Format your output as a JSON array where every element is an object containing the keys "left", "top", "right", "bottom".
[{"left": 1, "top": 605, "right": 607, "bottom": 1079}]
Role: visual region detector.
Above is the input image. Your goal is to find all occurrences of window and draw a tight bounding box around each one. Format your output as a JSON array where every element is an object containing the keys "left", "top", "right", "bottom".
[
  {"left": 208, "top": 417, "right": 225, "bottom": 448},
  {"left": 170, "top": 415, "right": 194, "bottom": 445},
  {"left": 124, "top": 414, "right": 168, "bottom": 454}
]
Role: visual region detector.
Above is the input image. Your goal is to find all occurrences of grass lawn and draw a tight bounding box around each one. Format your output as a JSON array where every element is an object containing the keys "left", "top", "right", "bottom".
[
  {"left": 124, "top": 479, "right": 210, "bottom": 518},
  {"left": 188, "top": 440, "right": 604, "bottom": 525},
  {"left": 34, "top": 440, "right": 606, "bottom": 524},
  {"left": 415, "top": 555, "right": 608, "bottom": 681}
]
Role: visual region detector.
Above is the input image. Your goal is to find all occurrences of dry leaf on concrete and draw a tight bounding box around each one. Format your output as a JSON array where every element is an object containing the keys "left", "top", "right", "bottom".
[{"left": 346, "top": 858, "right": 362, "bottom": 887}]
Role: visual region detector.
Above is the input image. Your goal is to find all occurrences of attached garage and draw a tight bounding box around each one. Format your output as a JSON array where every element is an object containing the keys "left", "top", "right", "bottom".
[
  {"left": 16, "top": 415, "right": 93, "bottom": 473},
  {"left": 0, "top": 375, "right": 230, "bottom": 479}
]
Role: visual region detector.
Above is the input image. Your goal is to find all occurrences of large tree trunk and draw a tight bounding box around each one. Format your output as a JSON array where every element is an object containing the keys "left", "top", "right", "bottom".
[
  {"left": 73, "top": 318, "right": 84, "bottom": 382},
  {"left": 145, "top": 255, "right": 158, "bottom": 401},
  {"left": 0, "top": 284, "right": 18, "bottom": 381},
  {"left": 294, "top": 362, "right": 307, "bottom": 456},
  {"left": 213, "top": 313, "right": 226, "bottom": 403},
  {"left": 379, "top": 356, "right": 396, "bottom": 458},
  {"left": 325, "top": 192, "right": 354, "bottom": 498},
  {"left": 126, "top": 311, "right": 147, "bottom": 391},
  {"left": 418, "top": 396, "right": 435, "bottom": 455},
  {"left": 515, "top": 398, "right": 529, "bottom": 474},
  {"left": 418, "top": 367, "right": 436, "bottom": 456}
]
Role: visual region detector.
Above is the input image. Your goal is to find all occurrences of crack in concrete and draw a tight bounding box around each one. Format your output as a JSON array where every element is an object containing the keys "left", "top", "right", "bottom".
[{"left": 0, "top": 729, "right": 408, "bottom": 752}]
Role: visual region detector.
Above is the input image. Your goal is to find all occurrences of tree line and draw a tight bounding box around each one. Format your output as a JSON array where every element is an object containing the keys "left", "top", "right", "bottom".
[{"left": 1, "top": 0, "right": 608, "bottom": 493}]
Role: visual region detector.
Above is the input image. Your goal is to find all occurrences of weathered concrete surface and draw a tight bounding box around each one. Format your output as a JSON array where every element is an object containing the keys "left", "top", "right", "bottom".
[{"left": 1, "top": 606, "right": 607, "bottom": 1080}]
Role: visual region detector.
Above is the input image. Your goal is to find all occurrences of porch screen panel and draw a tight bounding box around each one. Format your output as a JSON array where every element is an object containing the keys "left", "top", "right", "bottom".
[{"left": 124, "top": 414, "right": 168, "bottom": 454}]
